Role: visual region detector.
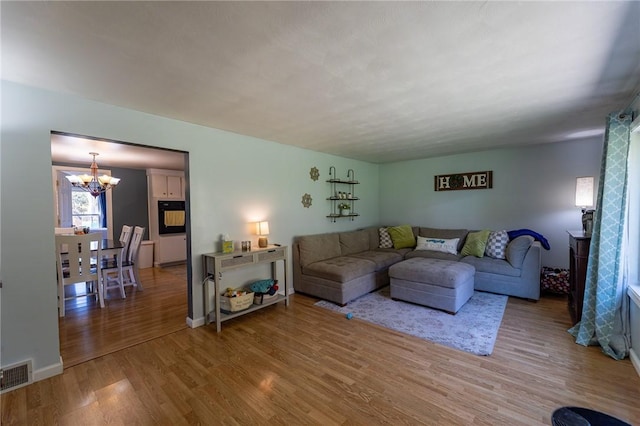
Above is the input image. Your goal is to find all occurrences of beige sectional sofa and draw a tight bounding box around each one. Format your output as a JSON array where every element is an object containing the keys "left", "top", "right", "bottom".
[{"left": 292, "top": 226, "right": 542, "bottom": 305}]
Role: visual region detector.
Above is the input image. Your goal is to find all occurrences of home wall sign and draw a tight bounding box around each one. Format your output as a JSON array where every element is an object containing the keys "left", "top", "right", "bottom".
[{"left": 434, "top": 171, "right": 493, "bottom": 191}]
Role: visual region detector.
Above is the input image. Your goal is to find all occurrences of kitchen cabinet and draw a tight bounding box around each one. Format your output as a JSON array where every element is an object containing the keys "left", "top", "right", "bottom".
[
  {"left": 146, "top": 169, "right": 187, "bottom": 266},
  {"left": 150, "top": 174, "right": 183, "bottom": 199},
  {"left": 155, "top": 234, "right": 187, "bottom": 265}
]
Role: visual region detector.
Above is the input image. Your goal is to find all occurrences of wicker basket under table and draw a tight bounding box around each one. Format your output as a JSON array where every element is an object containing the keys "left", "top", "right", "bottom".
[{"left": 220, "top": 291, "right": 254, "bottom": 313}]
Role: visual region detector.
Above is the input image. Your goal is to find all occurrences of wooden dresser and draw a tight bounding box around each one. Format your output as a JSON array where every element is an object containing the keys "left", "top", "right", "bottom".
[{"left": 568, "top": 230, "right": 591, "bottom": 325}]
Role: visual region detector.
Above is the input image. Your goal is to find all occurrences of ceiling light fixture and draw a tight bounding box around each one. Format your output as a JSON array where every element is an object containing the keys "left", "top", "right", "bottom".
[{"left": 65, "top": 152, "right": 121, "bottom": 197}]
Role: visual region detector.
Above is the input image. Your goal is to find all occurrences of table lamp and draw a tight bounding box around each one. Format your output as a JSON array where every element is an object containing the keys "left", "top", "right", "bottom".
[
  {"left": 575, "top": 176, "right": 594, "bottom": 234},
  {"left": 256, "top": 221, "right": 270, "bottom": 248}
]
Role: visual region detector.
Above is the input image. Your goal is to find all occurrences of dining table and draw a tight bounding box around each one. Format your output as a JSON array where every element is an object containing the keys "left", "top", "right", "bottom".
[
  {"left": 92, "top": 238, "right": 124, "bottom": 257},
  {"left": 57, "top": 234, "right": 124, "bottom": 256}
]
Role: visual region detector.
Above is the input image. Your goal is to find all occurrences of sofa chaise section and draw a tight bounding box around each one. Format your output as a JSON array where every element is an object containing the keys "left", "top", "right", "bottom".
[
  {"left": 293, "top": 229, "right": 402, "bottom": 305},
  {"left": 460, "top": 236, "right": 541, "bottom": 300}
]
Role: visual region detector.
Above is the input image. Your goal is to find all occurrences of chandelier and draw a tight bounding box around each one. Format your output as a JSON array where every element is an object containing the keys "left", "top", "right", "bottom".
[{"left": 65, "top": 152, "right": 121, "bottom": 197}]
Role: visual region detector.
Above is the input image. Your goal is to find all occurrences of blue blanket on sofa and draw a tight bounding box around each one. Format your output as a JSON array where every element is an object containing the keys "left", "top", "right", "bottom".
[{"left": 508, "top": 229, "right": 550, "bottom": 250}]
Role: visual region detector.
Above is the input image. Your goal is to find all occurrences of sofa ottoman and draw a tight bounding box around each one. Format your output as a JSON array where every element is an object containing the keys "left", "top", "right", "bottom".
[{"left": 389, "top": 258, "right": 476, "bottom": 314}]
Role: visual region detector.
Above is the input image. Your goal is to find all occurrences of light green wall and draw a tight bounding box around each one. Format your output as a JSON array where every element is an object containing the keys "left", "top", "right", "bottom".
[
  {"left": 0, "top": 81, "right": 380, "bottom": 377},
  {"left": 0, "top": 79, "right": 611, "bottom": 381},
  {"left": 379, "top": 139, "right": 603, "bottom": 268}
]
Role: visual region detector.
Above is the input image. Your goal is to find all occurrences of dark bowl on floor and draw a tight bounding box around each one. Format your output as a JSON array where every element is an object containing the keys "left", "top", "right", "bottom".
[{"left": 551, "top": 407, "right": 631, "bottom": 426}]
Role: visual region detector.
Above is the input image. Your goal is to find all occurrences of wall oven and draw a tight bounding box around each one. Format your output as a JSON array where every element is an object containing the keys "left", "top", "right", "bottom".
[{"left": 158, "top": 200, "right": 186, "bottom": 235}]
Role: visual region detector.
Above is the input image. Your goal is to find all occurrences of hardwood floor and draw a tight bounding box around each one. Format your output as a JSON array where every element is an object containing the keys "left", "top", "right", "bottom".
[
  {"left": 3, "top": 284, "right": 639, "bottom": 425},
  {"left": 59, "top": 265, "right": 188, "bottom": 367}
]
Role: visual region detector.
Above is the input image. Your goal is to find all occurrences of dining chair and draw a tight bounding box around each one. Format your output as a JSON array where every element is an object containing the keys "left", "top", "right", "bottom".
[
  {"left": 101, "top": 243, "right": 127, "bottom": 300},
  {"left": 102, "top": 226, "right": 145, "bottom": 298},
  {"left": 101, "top": 225, "right": 132, "bottom": 299},
  {"left": 124, "top": 226, "right": 146, "bottom": 292},
  {"left": 119, "top": 225, "right": 133, "bottom": 247},
  {"left": 108, "top": 225, "right": 132, "bottom": 263},
  {"left": 108, "top": 224, "right": 133, "bottom": 269},
  {"left": 55, "top": 233, "right": 104, "bottom": 317}
]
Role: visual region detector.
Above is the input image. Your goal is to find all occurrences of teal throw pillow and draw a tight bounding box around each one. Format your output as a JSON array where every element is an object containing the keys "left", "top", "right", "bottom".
[
  {"left": 387, "top": 225, "right": 416, "bottom": 249},
  {"left": 461, "top": 230, "right": 491, "bottom": 257}
]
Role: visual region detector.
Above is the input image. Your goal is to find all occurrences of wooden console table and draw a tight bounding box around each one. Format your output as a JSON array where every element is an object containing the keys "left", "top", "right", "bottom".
[
  {"left": 202, "top": 245, "right": 289, "bottom": 332},
  {"left": 568, "top": 230, "right": 591, "bottom": 325}
]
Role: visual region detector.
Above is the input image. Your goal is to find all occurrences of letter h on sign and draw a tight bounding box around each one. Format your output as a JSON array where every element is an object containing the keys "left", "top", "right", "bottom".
[{"left": 438, "top": 176, "right": 450, "bottom": 189}]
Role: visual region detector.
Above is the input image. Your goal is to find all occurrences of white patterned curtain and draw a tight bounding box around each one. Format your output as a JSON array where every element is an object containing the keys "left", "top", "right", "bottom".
[{"left": 570, "top": 111, "right": 633, "bottom": 360}]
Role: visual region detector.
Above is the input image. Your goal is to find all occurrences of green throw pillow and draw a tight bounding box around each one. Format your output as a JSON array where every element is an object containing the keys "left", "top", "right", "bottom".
[
  {"left": 461, "top": 230, "right": 491, "bottom": 257},
  {"left": 387, "top": 225, "right": 416, "bottom": 249}
]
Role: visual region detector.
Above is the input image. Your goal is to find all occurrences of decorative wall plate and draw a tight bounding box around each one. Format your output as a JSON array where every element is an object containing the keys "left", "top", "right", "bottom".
[
  {"left": 309, "top": 167, "right": 320, "bottom": 181},
  {"left": 301, "top": 193, "right": 312, "bottom": 208}
]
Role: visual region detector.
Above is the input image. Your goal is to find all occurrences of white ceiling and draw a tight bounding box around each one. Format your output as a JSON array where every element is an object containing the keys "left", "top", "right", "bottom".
[{"left": 3, "top": 2, "right": 640, "bottom": 165}]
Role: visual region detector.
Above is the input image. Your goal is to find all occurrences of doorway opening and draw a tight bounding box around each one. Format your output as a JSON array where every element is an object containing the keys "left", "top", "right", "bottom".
[{"left": 51, "top": 131, "right": 192, "bottom": 367}]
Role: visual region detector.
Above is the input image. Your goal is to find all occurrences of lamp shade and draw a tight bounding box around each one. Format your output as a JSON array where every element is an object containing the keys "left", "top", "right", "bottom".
[
  {"left": 257, "top": 221, "right": 270, "bottom": 236},
  {"left": 575, "top": 177, "right": 594, "bottom": 207}
]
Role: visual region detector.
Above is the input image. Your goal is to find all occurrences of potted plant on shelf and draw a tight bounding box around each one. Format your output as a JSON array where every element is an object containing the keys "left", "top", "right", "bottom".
[{"left": 338, "top": 202, "right": 350, "bottom": 216}]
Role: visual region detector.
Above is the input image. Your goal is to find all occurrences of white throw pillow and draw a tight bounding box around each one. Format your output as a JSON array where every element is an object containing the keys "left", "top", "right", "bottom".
[{"left": 415, "top": 236, "right": 459, "bottom": 255}]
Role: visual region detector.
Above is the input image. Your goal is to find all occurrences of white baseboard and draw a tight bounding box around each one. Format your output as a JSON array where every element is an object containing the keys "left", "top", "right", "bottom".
[
  {"left": 187, "top": 315, "right": 205, "bottom": 328},
  {"left": 33, "top": 356, "right": 63, "bottom": 383},
  {"left": 631, "top": 349, "right": 640, "bottom": 378},
  {"left": 629, "top": 284, "right": 640, "bottom": 307}
]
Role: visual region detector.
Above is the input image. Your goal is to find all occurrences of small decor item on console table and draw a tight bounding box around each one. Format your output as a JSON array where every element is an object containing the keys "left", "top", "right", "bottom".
[
  {"left": 222, "top": 233, "right": 234, "bottom": 253},
  {"left": 220, "top": 288, "right": 254, "bottom": 313},
  {"left": 252, "top": 279, "right": 279, "bottom": 304},
  {"left": 256, "top": 221, "right": 270, "bottom": 248}
]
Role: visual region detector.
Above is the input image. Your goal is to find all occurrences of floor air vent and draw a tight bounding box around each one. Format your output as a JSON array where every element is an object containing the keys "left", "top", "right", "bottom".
[{"left": 1, "top": 360, "right": 33, "bottom": 393}]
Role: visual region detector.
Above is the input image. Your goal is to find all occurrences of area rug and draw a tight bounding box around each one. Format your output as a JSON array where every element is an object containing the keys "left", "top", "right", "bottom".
[{"left": 314, "top": 287, "right": 508, "bottom": 356}]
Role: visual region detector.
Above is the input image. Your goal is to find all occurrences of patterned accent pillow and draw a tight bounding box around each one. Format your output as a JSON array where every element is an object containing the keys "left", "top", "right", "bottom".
[
  {"left": 485, "top": 230, "right": 509, "bottom": 259},
  {"left": 379, "top": 227, "right": 393, "bottom": 248}
]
